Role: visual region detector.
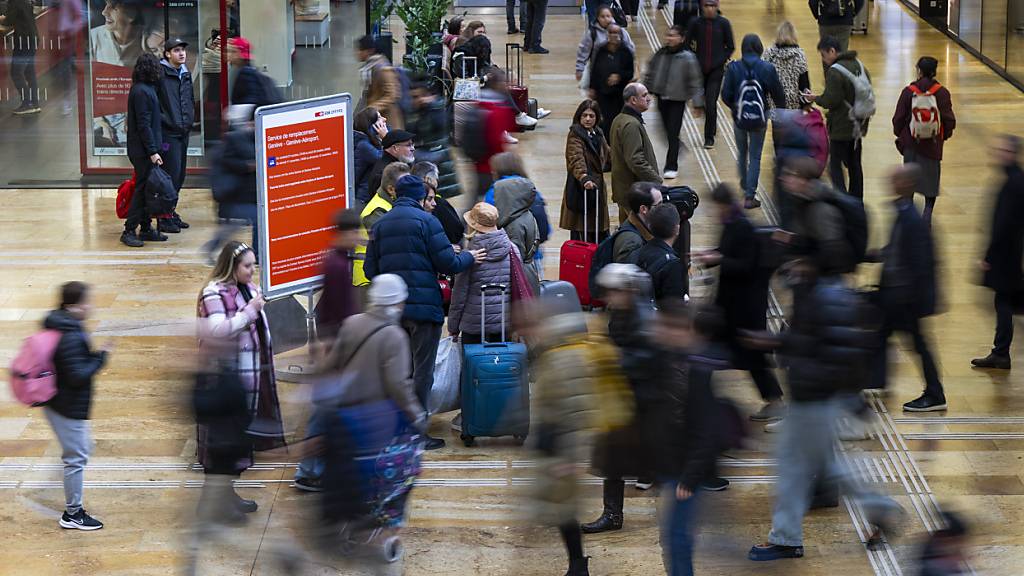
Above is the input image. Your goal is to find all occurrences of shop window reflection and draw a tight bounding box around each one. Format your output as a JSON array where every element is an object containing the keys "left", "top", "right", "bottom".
[{"left": 982, "top": 0, "right": 1008, "bottom": 68}]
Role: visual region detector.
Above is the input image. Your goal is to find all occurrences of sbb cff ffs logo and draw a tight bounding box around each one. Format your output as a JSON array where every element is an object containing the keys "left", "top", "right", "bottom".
[{"left": 314, "top": 108, "right": 343, "bottom": 118}]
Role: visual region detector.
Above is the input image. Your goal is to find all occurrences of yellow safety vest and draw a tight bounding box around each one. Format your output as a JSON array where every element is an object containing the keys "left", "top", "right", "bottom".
[{"left": 352, "top": 192, "right": 394, "bottom": 286}]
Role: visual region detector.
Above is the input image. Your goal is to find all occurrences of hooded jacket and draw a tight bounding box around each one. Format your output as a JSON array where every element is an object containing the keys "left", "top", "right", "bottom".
[
  {"left": 576, "top": 22, "right": 637, "bottom": 74},
  {"left": 495, "top": 176, "right": 541, "bottom": 293},
  {"left": 816, "top": 50, "right": 872, "bottom": 141},
  {"left": 43, "top": 309, "right": 108, "bottom": 420},
  {"left": 448, "top": 230, "right": 520, "bottom": 336},
  {"left": 761, "top": 44, "right": 811, "bottom": 110},
  {"left": 721, "top": 54, "right": 787, "bottom": 123},
  {"left": 158, "top": 61, "right": 195, "bottom": 138},
  {"left": 684, "top": 13, "right": 735, "bottom": 74},
  {"left": 354, "top": 131, "right": 383, "bottom": 203},
  {"left": 365, "top": 196, "right": 475, "bottom": 324},
  {"left": 644, "top": 46, "right": 704, "bottom": 105}
]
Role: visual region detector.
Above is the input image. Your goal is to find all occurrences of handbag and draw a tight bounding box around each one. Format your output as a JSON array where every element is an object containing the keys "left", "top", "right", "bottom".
[
  {"left": 510, "top": 251, "right": 535, "bottom": 302},
  {"left": 563, "top": 172, "right": 588, "bottom": 214}
]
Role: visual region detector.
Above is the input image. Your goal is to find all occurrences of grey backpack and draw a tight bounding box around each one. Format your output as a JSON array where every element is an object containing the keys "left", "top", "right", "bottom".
[{"left": 831, "top": 59, "right": 875, "bottom": 139}]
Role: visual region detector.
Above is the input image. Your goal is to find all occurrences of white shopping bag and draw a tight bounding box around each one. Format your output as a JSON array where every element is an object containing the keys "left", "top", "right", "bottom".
[{"left": 428, "top": 337, "right": 462, "bottom": 415}]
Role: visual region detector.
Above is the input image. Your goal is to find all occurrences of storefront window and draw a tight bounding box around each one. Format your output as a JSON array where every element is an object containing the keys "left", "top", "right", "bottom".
[
  {"left": 1008, "top": 0, "right": 1024, "bottom": 78},
  {"left": 982, "top": 0, "right": 1008, "bottom": 68},
  {"left": 958, "top": 0, "right": 983, "bottom": 50}
]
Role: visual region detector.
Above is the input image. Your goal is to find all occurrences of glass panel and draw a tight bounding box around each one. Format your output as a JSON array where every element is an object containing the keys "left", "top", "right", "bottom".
[
  {"left": 949, "top": 0, "right": 961, "bottom": 35},
  {"left": 982, "top": 0, "right": 1008, "bottom": 68},
  {"left": 959, "top": 0, "right": 983, "bottom": 50},
  {"left": 1009, "top": 0, "right": 1024, "bottom": 79}
]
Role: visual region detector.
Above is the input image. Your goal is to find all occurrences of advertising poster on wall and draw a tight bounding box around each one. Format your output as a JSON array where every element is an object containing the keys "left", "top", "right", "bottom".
[
  {"left": 256, "top": 94, "right": 352, "bottom": 299},
  {"left": 87, "top": 0, "right": 203, "bottom": 156}
]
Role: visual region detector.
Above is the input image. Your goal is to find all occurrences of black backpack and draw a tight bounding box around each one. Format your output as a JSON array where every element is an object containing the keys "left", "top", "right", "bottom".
[
  {"left": 822, "top": 192, "right": 868, "bottom": 263},
  {"left": 610, "top": 0, "right": 629, "bottom": 27},
  {"left": 661, "top": 186, "right": 700, "bottom": 220},
  {"left": 588, "top": 222, "right": 642, "bottom": 299},
  {"left": 817, "top": 0, "right": 850, "bottom": 17}
]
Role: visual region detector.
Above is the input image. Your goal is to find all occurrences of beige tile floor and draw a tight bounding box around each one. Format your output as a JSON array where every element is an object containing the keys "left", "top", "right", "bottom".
[{"left": 1, "top": 0, "right": 1024, "bottom": 574}]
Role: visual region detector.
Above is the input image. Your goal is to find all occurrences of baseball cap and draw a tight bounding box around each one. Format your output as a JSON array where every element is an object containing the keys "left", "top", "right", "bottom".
[{"left": 163, "top": 37, "right": 189, "bottom": 52}]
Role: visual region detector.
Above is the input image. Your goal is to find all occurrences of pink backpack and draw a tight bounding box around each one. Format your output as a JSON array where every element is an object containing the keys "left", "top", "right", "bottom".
[
  {"left": 9, "top": 330, "right": 62, "bottom": 406},
  {"left": 794, "top": 108, "right": 830, "bottom": 176}
]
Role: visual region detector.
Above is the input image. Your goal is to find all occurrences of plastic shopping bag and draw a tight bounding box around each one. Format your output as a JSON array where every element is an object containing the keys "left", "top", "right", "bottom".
[{"left": 428, "top": 337, "right": 461, "bottom": 415}]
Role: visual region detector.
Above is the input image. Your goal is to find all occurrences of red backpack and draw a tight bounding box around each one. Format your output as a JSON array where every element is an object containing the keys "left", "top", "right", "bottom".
[
  {"left": 9, "top": 330, "right": 63, "bottom": 406},
  {"left": 115, "top": 175, "right": 136, "bottom": 219}
]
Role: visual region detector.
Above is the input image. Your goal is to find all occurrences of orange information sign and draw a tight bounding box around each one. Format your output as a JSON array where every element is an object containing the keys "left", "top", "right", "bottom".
[{"left": 256, "top": 94, "right": 352, "bottom": 298}]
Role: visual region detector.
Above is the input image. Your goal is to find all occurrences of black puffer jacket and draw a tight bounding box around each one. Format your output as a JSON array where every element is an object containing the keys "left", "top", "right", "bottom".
[
  {"left": 808, "top": 0, "right": 866, "bottom": 26},
  {"left": 158, "top": 61, "right": 195, "bottom": 138},
  {"left": 781, "top": 276, "right": 876, "bottom": 402},
  {"left": 43, "top": 310, "right": 107, "bottom": 420}
]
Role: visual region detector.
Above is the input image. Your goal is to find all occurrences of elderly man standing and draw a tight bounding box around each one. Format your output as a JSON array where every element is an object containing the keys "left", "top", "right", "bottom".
[
  {"left": 367, "top": 129, "right": 416, "bottom": 204},
  {"left": 610, "top": 83, "right": 662, "bottom": 224}
]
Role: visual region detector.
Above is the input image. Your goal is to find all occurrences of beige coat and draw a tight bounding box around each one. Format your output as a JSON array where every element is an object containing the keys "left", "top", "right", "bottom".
[
  {"left": 361, "top": 54, "right": 404, "bottom": 129},
  {"left": 609, "top": 107, "right": 661, "bottom": 209}
]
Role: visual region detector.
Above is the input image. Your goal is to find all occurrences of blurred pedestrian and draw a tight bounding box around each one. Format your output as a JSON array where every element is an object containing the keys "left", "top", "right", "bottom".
[
  {"left": 971, "top": 135, "right": 1024, "bottom": 370},
  {"left": 868, "top": 165, "right": 943, "bottom": 412},
  {"left": 43, "top": 282, "right": 110, "bottom": 531},
  {"left": 693, "top": 184, "right": 785, "bottom": 421},
  {"left": 891, "top": 56, "right": 956, "bottom": 226},
  {"left": 780, "top": 156, "right": 857, "bottom": 274},
  {"left": 610, "top": 83, "right": 662, "bottom": 224},
  {"left": 204, "top": 104, "right": 259, "bottom": 263},
  {"left": 356, "top": 34, "right": 404, "bottom": 129},
  {"left": 226, "top": 37, "right": 282, "bottom": 107},
  {"left": 197, "top": 241, "right": 285, "bottom": 488},
  {"left": 645, "top": 24, "right": 703, "bottom": 180},
  {"left": 588, "top": 24, "right": 634, "bottom": 138},
  {"left": 121, "top": 53, "right": 166, "bottom": 248},
  {"left": 474, "top": 70, "right": 519, "bottom": 198},
  {"left": 918, "top": 511, "right": 970, "bottom": 576},
  {"left": 684, "top": 0, "right": 734, "bottom": 149},
  {"left": 561, "top": 100, "right": 612, "bottom": 242},
  {"left": 0, "top": 0, "right": 41, "bottom": 114},
  {"left": 365, "top": 175, "right": 485, "bottom": 449}
]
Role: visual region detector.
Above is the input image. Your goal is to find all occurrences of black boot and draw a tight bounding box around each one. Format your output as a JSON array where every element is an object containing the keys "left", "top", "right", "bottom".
[
  {"left": 581, "top": 479, "right": 624, "bottom": 533},
  {"left": 232, "top": 486, "right": 258, "bottom": 513},
  {"left": 565, "top": 556, "right": 590, "bottom": 576}
]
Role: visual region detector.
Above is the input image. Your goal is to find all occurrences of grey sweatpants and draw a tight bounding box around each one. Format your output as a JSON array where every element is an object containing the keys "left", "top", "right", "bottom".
[{"left": 44, "top": 407, "right": 91, "bottom": 515}]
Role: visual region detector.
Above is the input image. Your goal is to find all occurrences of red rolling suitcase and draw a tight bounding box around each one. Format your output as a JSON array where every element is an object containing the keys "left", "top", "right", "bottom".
[
  {"left": 506, "top": 43, "right": 530, "bottom": 117},
  {"left": 558, "top": 183, "right": 601, "bottom": 307}
]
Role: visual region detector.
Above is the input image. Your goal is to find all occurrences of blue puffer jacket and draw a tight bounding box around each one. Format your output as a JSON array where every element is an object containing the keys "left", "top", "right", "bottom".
[
  {"left": 354, "top": 131, "right": 383, "bottom": 204},
  {"left": 365, "top": 197, "right": 475, "bottom": 323}
]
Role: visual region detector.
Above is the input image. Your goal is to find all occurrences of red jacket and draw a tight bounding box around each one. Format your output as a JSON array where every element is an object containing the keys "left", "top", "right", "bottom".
[
  {"left": 475, "top": 98, "right": 516, "bottom": 174},
  {"left": 892, "top": 77, "right": 956, "bottom": 161}
]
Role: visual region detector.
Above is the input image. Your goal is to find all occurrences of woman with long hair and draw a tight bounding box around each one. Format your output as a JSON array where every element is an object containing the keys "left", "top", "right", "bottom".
[
  {"left": 196, "top": 241, "right": 284, "bottom": 514},
  {"left": 762, "top": 21, "right": 810, "bottom": 110},
  {"left": 560, "top": 100, "right": 611, "bottom": 242},
  {"left": 353, "top": 106, "right": 389, "bottom": 206},
  {"left": 121, "top": 52, "right": 165, "bottom": 248}
]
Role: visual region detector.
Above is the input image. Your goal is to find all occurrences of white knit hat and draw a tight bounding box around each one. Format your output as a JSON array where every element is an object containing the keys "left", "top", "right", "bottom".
[{"left": 368, "top": 274, "right": 408, "bottom": 306}]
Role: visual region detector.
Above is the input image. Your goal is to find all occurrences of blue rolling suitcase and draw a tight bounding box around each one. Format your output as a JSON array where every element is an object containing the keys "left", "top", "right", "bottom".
[{"left": 460, "top": 284, "right": 530, "bottom": 447}]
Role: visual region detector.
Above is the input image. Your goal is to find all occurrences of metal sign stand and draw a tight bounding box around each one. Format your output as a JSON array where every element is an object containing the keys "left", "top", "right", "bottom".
[{"left": 274, "top": 287, "right": 320, "bottom": 384}]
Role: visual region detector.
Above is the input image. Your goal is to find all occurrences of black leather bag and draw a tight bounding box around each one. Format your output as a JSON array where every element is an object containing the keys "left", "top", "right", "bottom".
[
  {"left": 144, "top": 165, "right": 178, "bottom": 215},
  {"left": 564, "top": 173, "right": 587, "bottom": 213}
]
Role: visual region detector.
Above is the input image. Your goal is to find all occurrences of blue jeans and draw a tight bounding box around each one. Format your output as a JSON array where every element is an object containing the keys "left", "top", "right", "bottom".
[
  {"left": 660, "top": 481, "right": 700, "bottom": 576},
  {"left": 735, "top": 126, "right": 766, "bottom": 200},
  {"left": 295, "top": 407, "right": 328, "bottom": 480}
]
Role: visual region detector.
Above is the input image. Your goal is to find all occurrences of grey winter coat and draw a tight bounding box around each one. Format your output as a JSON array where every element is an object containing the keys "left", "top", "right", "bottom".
[
  {"left": 494, "top": 176, "right": 541, "bottom": 294},
  {"left": 448, "top": 230, "right": 520, "bottom": 337},
  {"left": 576, "top": 23, "right": 637, "bottom": 74},
  {"left": 644, "top": 47, "right": 704, "bottom": 106}
]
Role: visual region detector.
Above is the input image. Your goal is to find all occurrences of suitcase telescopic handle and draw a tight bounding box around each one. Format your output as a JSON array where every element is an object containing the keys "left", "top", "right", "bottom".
[
  {"left": 461, "top": 55, "right": 478, "bottom": 79},
  {"left": 479, "top": 283, "right": 508, "bottom": 343}
]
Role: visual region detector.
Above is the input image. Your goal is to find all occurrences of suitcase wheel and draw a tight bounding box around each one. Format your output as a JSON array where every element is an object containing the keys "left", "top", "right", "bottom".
[
  {"left": 381, "top": 536, "right": 403, "bottom": 563},
  {"left": 461, "top": 434, "right": 475, "bottom": 447},
  {"left": 513, "top": 435, "right": 527, "bottom": 446}
]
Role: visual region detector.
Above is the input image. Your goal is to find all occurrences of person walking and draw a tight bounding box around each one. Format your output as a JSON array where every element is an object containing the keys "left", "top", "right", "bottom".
[
  {"left": 588, "top": 24, "right": 634, "bottom": 137},
  {"left": 197, "top": 241, "right": 285, "bottom": 499},
  {"left": 0, "top": 0, "right": 41, "bottom": 114},
  {"left": 561, "top": 100, "right": 612, "bottom": 243},
  {"left": 891, "top": 56, "right": 956, "bottom": 226},
  {"left": 971, "top": 135, "right": 1024, "bottom": 370},
  {"left": 523, "top": 0, "right": 549, "bottom": 54},
  {"left": 121, "top": 53, "right": 166, "bottom": 248},
  {"left": 693, "top": 183, "right": 785, "bottom": 421},
  {"left": 684, "top": 0, "right": 734, "bottom": 149},
  {"left": 721, "top": 34, "right": 786, "bottom": 208},
  {"left": 674, "top": 0, "right": 701, "bottom": 28},
  {"left": 474, "top": 70, "right": 519, "bottom": 198},
  {"left": 355, "top": 34, "right": 404, "bottom": 129},
  {"left": 367, "top": 129, "right": 416, "bottom": 204},
  {"left": 157, "top": 38, "right": 195, "bottom": 232},
  {"left": 610, "top": 83, "right": 662, "bottom": 224},
  {"left": 576, "top": 6, "right": 637, "bottom": 89},
  {"left": 353, "top": 106, "right": 389, "bottom": 207},
  {"left": 506, "top": 0, "right": 526, "bottom": 33},
  {"left": 42, "top": 282, "right": 110, "bottom": 530},
  {"left": 807, "top": 35, "right": 872, "bottom": 199},
  {"left": 779, "top": 156, "right": 858, "bottom": 274},
  {"left": 762, "top": 21, "right": 811, "bottom": 111},
  {"left": 809, "top": 0, "right": 865, "bottom": 63},
  {"left": 364, "top": 175, "right": 485, "bottom": 449},
  {"left": 867, "top": 165, "right": 944, "bottom": 411},
  {"left": 644, "top": 25, "right": 704, "bottom": 180},
  {"left": 635, "top": 204, "right": 687, "bottom": 304},
  {"left": 226, "top": 37, "right": 281, "bottom": 108}
]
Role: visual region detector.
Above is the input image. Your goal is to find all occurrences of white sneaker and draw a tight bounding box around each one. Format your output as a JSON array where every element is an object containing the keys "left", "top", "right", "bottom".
[
  {"left": 663, "top": 169, "right": 678, "bottom": 180},
  {"left": 537, "top": 108, "right": 551, "bottom": 119},
  {"left": 515, "top": 113, "right": 538, "bottom": 127},
  {"left": 764, "top": 419, "right": 784, "bottom": 433},
  {"left": 503, "top": 131, "right": 519, "bottom": 144}
]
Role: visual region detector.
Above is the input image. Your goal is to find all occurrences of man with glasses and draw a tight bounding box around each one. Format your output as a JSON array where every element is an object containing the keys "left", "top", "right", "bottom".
[
  {"left": 610, "top": 83, "right": 662, "bottom": 225},
  {"left": 367, "top": 130, "right": 416, "bottom": 202}
]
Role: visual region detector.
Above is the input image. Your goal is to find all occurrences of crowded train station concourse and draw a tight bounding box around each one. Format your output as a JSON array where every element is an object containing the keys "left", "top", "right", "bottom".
[{"left": 1, "top": 0, "right": 1024, "bottom": 573}]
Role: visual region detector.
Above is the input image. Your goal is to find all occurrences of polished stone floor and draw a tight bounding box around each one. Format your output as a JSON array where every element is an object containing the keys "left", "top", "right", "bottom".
[{"left": 1, "top": 0, "right": 1023, "bottom": 574}]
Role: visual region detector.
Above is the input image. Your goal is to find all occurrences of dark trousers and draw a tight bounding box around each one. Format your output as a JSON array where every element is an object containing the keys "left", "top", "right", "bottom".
[
  {"left": 460, "top": 331, "right": 504, "bottom": 345},
  {"left": 126, "top": 155, "right": 154, "bottom": 233},
  {"left": 161, "top": 134, "right": 189, "bottom": 204},
  {"left": 702, "top": 67, "right": 724, "bottom": 143},
  {"left": 674, "top": 6, "right": 698, "bottom": 27},
  {"left": 506, "top": 0, "right": 527, "bottom": 31},
  {"left": 585, "top": 0, "right": 601, "bottom": 23},
  {"left": 750, "top": 363, "right": 784, "bottom": 402},
  {"left": 596, "top": 93, "right": 624, "bottom": 138},
  {"left": 828, "top": 138, "right": 864, "bottom": 198},
  {"left": 11, "top": 48, "right": 39, "bottom": 105},
  {"left": 402, "top": 319, "right": 443, "bottom": 410},
  {"left": 994, "top": 290, "right": 1015, "bottom": 357},
  {"left": 773, "top": 157, "right": 795, "bottom": 229},
  {"left": 524, "top": 0, "right": 548, "bottom": 50},
  {"left": 476, "top": 171, "right": 494, "bottom": 201},
  {"left": 873, "top": 307, "right": 944, "bottom": 399},
  {"left": 658, "top": 98, "right": 687, "bottom": 171}
]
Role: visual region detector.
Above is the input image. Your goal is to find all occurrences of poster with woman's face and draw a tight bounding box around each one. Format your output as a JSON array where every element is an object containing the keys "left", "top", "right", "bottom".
[{"left": 87, "top": 0, "right": 202, "bottom": 156}]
